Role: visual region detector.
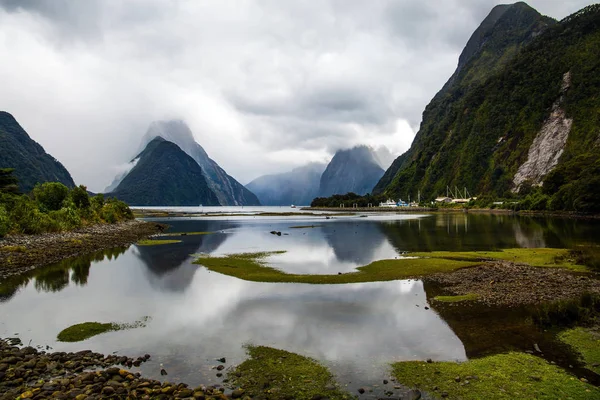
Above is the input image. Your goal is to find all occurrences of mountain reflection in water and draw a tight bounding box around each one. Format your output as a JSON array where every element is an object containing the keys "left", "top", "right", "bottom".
[{"left": 1, "top": 213, "right": 599, "bottom": 392}]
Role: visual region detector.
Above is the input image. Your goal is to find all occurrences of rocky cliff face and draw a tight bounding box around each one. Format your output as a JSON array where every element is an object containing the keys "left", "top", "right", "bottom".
[
  {"left": 110, "top": 120, "right": 260, "bottom": 206},
  {"left": 0, "top": 111, "right": 75, "bottom": 192},
  {"left": 376, "top": 3, "right": 600, "bottom": 206},
  {"left": 513, "top": 72, "right": 573, "bottom": 191},
  {"left": 319, "top": 146, "right": 384, "bottom": 197},
  {"left": 246, "top": 163, "right": 326, "bottom": 206}
]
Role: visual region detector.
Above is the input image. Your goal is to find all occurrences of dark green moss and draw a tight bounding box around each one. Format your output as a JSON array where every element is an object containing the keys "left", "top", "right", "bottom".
[
  {"left": 57, "top": 322, "right": 117, "bottom": 342},
  {"left": 228, "top": 346, "right": 353, "bottom": 400}
]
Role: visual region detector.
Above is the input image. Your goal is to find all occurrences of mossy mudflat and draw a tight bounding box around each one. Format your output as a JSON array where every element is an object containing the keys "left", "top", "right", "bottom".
[
  {"left": 434, "top": 293, "right": 478, "bottom": 303},
  {"left": 57, "top": 317, "right": 150, "bottom": 342},
  {"left": 136, "top": 239, "right": 182, "bottom": 246},
  {"left": 411, "top": 248, "right": 588, "bottom": 272},
  {"left": 559, "top": 326, "right": 600, "bottom": 374},
  {"left": 228, "top": 346, "right": 352, "bottom": 400},
  {"left": 391, "top": 352, "right": 599, "bottom": 399},
  {"left": 194, "top": 252, "right": 478, "bottom": 284}
]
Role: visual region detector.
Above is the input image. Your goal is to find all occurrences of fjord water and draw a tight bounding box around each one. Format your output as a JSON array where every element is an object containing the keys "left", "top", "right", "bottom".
[{"left": 1, "top": 212, "right": 598, "bottom": 394}]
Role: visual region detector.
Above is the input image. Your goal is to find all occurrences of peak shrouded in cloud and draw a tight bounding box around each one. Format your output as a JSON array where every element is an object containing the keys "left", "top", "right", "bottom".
[{"left": 0, "top": 0, "right": 594, "bottom": 192}]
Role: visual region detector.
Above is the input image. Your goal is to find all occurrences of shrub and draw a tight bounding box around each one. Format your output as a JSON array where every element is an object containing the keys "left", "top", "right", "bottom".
[
  {"left": 0, "top": 205, "right": 10, "bottom": 237},
  {"left": 49, "top": 207, "right": 82, "bottom": 231},
  {"left": 33, "top": 182, "right": 70, "bottom": 212},
  {"left": 10, "top": 196, "right": 58, "bottom": 234},
  {"left": 71, "top": 185, "right": 91, "bottom": 209}
]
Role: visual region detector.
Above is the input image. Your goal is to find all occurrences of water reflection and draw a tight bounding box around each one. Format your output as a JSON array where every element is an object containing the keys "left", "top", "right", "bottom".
[
  {"left": 0, "top": 247, "right": 127, "bottom": 302},
  {"left": 1, "top": 213, "right": 600, "bottom": 393}
]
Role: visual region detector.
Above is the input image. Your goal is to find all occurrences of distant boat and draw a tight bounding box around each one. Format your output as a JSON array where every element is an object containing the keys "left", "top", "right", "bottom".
[
  {"left": 379, "top": 199, "right": 398, "bottom": 207},
  {"left": 291, "top": 204, "right": 296, "bottom": 208}
]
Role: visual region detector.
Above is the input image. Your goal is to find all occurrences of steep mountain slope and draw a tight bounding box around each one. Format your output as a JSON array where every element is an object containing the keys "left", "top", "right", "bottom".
[
  {"left": 0, "top": 111, "right": 75, "bottom": 192},
  {"left": 376, "top": 3, "right": 600, "bottom": 211},
  {"left": 133, "top": 121, "right": 260, "bottom": 206},
  {"left": 110, "top": 137, "right": 220, "bottom": 206},
  {"left": 375, "top": 2, "right": 557, "bottom": 197},
  {"left": 246, "top": 163, "right": 326, "bottom": 206},
  {"left": 319, "top": 146, "right": 384, "bottom": 197}
]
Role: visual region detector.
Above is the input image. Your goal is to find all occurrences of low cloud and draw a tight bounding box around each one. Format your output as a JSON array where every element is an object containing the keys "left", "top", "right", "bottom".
[{"left": 0, "top": 0, "right": 594, "bottom": 191}]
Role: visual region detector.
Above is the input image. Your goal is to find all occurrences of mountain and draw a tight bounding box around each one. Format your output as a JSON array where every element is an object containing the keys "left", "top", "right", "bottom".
[
  {"left": 110, "top": 137, "right": 220, "bottom": 206},
  {"left": 319, "top": 146, "right": 384, "bottom": 197},
  {"left": 123, "top": 120, "right": 259, "bottom": 206},
  {"left": 246, "top": 163, "right": 327, "bottom": 206},
  {"left": 375, "top": 3, "right": 600, "bottom": 211},
  {"left": 0, "top": 111, "right": 75, "bottom": 192}
]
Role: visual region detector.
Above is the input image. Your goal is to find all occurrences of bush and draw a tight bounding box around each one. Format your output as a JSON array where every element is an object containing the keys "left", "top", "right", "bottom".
[
  {"left": 49, "top": 207, "right": 82, "bottom": 231},
  {"left": 33, "top": 182, "right": 70, "bottom": 212},
  {"left": 0, "top": 205, "right": 10, "bottom": 237},
  {"left": 10, "top": 196, "right": 59, "bottom": 234},
  {"left": 71, "top": 185, "right": 91, "bottom": 209},
  {"left": 100, "top": 198, "right": 133, "bottom": 223}
]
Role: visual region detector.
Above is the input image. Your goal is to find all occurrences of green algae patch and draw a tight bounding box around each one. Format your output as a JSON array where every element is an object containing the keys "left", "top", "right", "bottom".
[
  {"left": 391, "top": 352, "right": 599, "bottom": 400},
  {"left": 434, "top": 293, "right": 478, "bottom": 303},
  {"left": 410, "top": 248, "right": 589, "bottom": 272},
  {"left": 57, "top": 322, "right": 117, "bottom": 342},
  {"left": 559, "top": 326, "right": 600, "bottom": 374},
  {"left": 57, "top": 317, "right": 150, "bottom": 342},
  {"left": 159, "top": 231, "right": 215, "bottom": 236},
  {"left": 228, "top": 346, "right": 352, "bottom": 400},
  {"left": 136, "top": 239, "right": 182, "bottom": 246},
  {"left": 194, "top": 252, "right": 478, "bottom": 284}
]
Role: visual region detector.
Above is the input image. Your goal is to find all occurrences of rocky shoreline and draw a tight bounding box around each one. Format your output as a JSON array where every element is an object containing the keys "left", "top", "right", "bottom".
[
  {"left": 0, "top": 220, "right": 164, "bottom": 280},
  {"left": 427, "top": 260, "right": 600, "bottom": 307},
  {"left": 0, "top": 339, "right": 236, "bottom": 400}
]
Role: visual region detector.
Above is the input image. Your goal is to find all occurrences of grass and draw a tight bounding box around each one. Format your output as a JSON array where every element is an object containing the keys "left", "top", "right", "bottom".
[
  {"left": 391, "top": 352, "right": 599, "bottom": 399},
  {"left": 159, "top": 231, "right": 215, "bottom": 236},
  {"left": 0, "top": 245, "right": 27, "bottom": 253},
  {"left": 57, "top": 317, "right": 150, "bottom": 342},
  {"left": 227, "top": 346, "right": 352, "bottom": 400},
  {"left": 136, "top": 239, "right": 182, "bottom": 246},
  {"left": 559, "top": 326, "right": 600, "bottom": 374},
  {"left": 434, "top": 293, "right": 479, "bottom": 303},
  {"left": 194, "top": 252, "right": 478, "bottom": 284},
  {"left": 410, "top": 248, "right": 589, "bottom": 272}
]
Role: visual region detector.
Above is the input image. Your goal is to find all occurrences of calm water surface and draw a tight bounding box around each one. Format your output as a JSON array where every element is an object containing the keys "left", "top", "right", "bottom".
[{"left": 1, "top": 211, "right": 599, "bottom": 396}]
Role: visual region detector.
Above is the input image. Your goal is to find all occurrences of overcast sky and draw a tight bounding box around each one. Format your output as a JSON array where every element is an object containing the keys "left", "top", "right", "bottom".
[{"left": 0, "top": 0, "right": 594, "bottom": 191}]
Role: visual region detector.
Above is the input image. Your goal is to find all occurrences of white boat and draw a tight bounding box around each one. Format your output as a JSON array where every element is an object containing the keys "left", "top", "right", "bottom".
[
  {"left": 379, "top": 199, "right": 398, "bottom": 207},
  {"left": 290, "top": 204, "right": 296, "bottom": 208}
]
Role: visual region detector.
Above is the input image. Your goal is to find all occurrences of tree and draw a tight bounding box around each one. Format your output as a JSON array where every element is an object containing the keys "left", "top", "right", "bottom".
[
  {"left": 71, "top": 185, "right": 91, "bottom": 209},
  {"left": 0, "top": 168, "right": 19, "bottom": 195},
  {"left": 33, "top": 182, "right": 70, "bottom": 212}
]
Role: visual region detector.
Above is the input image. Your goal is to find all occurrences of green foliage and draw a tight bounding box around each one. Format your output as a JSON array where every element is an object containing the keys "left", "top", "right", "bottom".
[
  {"left": 0, "top": 168, "right": 19, "bottom": 194},
  {"left": 380, "top": 5, "right": 600, "bottom": 212},
  {"left": 311, "top": 192, "right": 388, "bottom": 208},
  {"left": 33, "top": 182, "right": 69, "bottom": 212},
  {"left": 71, "top": 185, "right": 90, "bottom": 209},
  {"left": 0, "top": 205, "right": 10, "bottom": 237},
  {"left": 100, "top": 198, "right": 133, "bottom": 223},
  {"left": 0, "top": 172, "right": 134, "bottom": 236},
  {"left": 532, "top": 293, "right": 600, "bottom": 328}
]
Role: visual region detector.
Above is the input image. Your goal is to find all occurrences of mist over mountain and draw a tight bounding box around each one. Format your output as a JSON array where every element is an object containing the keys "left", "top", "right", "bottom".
[
  {"left": 107, "top": 120, "right": 260, "bottom": 206},
  {"left": 110, "top": 137, "right": 220, "bottom": 206}
]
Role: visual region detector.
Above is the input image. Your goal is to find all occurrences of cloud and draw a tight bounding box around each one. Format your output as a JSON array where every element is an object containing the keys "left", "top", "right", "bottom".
[{"left": 0, "top": 0, "right": 595, "bottom": 191}]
